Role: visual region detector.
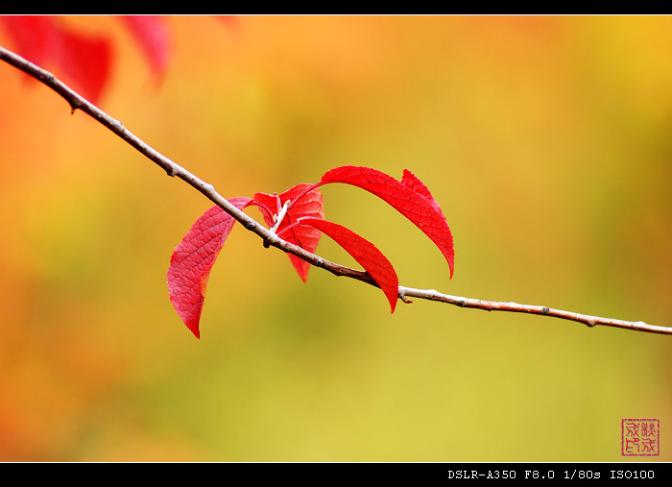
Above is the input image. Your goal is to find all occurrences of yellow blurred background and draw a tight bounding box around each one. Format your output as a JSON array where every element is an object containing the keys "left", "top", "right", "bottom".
[{"left": 0, "top": 16, "right": 671, "bottom": 461}]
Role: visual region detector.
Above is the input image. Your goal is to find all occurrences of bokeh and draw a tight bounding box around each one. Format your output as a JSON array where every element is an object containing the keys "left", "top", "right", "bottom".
[{"left": 0, "top": 16, "right": 671, "bottom": 461}]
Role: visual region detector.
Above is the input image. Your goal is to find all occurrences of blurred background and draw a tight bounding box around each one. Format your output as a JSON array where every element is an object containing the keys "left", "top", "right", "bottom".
[{"left": 0, "top": 16, "right": 671, "bottom": 461}]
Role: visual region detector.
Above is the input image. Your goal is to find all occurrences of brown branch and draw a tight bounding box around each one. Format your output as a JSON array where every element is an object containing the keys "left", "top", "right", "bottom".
[{"left": 1, "top": 45, "right": 670, "bottom": 336}]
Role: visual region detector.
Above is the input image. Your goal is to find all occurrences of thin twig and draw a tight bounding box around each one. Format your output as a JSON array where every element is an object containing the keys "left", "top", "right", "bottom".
[{"left": 1, "top": 45, "right": 669, "bottom": 336}]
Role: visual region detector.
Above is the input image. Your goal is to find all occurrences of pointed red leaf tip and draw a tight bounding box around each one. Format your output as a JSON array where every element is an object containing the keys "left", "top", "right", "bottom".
[
  {"left": 0, "top": 16, "right": 113, "bottom": 103},
  {"left": 298, "top": 218, "right": 399, "bottom": 313},
  {"left": 319, "top": 166, "right": 455, "bottom": 278},
  {"left": 120, "top": 16, "right": 171, "bottom": 81},
  {"left": 167, "top": 197, "right": 251, "bottom": 339},
  {"left": 253, "top": 184, "right": 325, "bottom": 282}
]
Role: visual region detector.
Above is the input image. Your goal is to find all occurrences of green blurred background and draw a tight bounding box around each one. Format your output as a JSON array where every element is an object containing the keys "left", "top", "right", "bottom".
[{"left": 0, "top": 16, "right": 671, "bottom": 461}]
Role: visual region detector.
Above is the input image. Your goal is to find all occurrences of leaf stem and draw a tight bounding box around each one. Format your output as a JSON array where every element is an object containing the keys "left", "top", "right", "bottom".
[
  {"left": 275, "top": 220, "right": 306, "bottom": 239},
  {"left": 269, "top": 199, "right": 290, "bottom": 235}
]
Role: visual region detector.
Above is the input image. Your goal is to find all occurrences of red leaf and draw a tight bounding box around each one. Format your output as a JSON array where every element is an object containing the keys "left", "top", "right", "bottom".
[
  {"left": 1, "top": 16, "right": 113, "bottom": 103},
  {"left": 55, "top": 28, "right": 113, "bottom": 104},
  {"left": 120, "top": 16, "right": 171, "bottom": 81},
  {"left": 0, "top": 16, "right": 61, "bottom": 66},
  {"left": 253, "top": 184, "right": 324, "bottom": 282},
  {"left": 298, "top": 218, "right": 399, "bottom": 312},
  {"left": 319, "top": 166, "right": 455, "bottom": 278},
  {"left": 167, "top": 197, "right": 251, "bottom": 338},
  {"left": 1, "top": 17, "right": 114, "bottom": 103}
]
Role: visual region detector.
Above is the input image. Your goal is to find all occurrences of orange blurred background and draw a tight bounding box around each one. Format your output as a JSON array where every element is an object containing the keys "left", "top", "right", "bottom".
[{"left": 0, "top": 16, "right": 671, "bottom": 461}]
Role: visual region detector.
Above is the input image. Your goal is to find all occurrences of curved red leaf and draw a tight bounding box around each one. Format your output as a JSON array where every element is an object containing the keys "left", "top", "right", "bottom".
[
  {"left": 319, "top": 166, "right": 454, "bottom": 278},
  {"left": 167, "top": 197, "right": 250, "bottom": 338},
  {"left": 253, "top": 184, "right": 324, "bottom": 282},
  {"left": 298, "top": 217, "right": 399, "bottom": 312},
  {"left": 120, "top": 16, "right": 170, "bottom": 80}
]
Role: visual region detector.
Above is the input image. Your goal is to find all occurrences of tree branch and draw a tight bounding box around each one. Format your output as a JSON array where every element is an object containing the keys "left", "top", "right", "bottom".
[{"left": 1, "top": 45, "right": 669, "bottom": 336}]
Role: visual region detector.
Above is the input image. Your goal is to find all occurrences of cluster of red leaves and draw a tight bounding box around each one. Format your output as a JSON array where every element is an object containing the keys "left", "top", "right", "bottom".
[
  {"left": 0, "top": 16, "right": 232, "bottom": 102},
  {"left": 168, "top": 166, "right": 455, "bottom": 338}
]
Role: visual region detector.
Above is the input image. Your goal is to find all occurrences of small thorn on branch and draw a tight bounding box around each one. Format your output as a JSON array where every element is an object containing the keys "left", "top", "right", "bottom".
[{"left": 68, "top": 98, "right": 84, "bottom": 115}]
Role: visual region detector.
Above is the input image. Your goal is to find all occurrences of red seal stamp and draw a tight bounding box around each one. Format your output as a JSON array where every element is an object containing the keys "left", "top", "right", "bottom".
[{"left": 621, "top": 418, "right": 660, "bottom": 456}]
